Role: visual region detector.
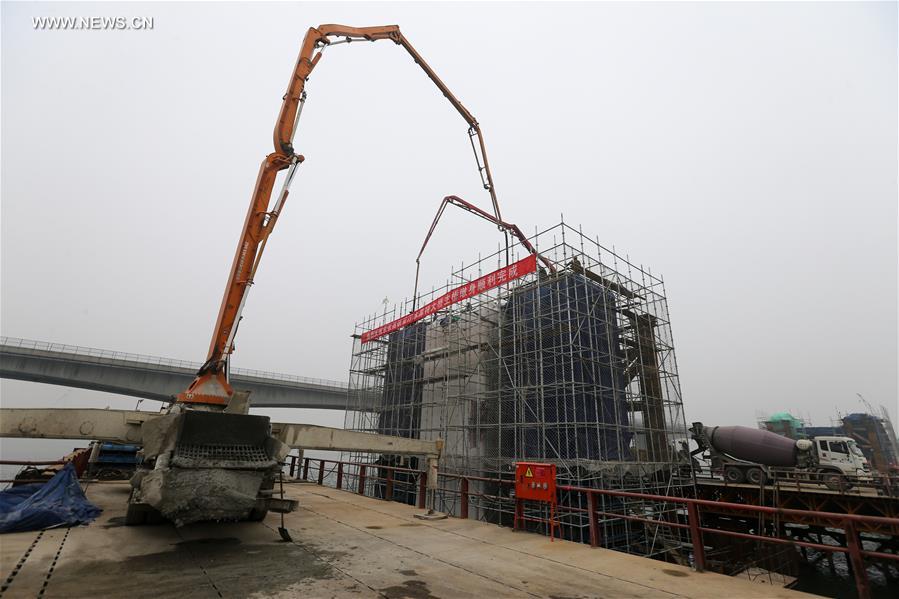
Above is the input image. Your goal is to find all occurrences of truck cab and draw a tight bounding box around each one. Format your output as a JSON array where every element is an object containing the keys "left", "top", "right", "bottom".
[{"left": 813, "top": 436, "right": 870, "bottom": 477}]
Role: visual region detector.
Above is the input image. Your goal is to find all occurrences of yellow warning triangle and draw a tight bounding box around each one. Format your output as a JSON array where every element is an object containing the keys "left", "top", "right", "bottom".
[{"left": 525, "top": 467, "right": 533, "bottom": 478}]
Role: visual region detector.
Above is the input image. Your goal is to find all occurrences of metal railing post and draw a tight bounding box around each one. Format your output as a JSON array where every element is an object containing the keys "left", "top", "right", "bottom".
[
  {"left": 587, "top": 491, "right": 599, "bottom": 548},
  {"left": 317, "top": 460, "right": 325, "bottom": 485},
  {"left": 288, "top": 454, "right": 297, "bottom": 478},
  {"left": 460, "top": 478, "right": 469, "bottom": 520},
  {"left": 845, "top": 520, "right": 871, "bottom": 599},
  {"left": 418, "top": 473, "right": 427, "bottom": 509},
  {"left": 385, "top": 468, "right": 394, "bottom": 501},
  {"left": 302, "top": 457, "right": 310, "bottom": 480},
  {"left": 336, "top": 462, "right": 344, "bottom": 490},
  {"left": 358, "top": 465, "right": 367, "bottom": 495},
  {"left": 687, "top": 502, "right": 705, "bottom": 572}
]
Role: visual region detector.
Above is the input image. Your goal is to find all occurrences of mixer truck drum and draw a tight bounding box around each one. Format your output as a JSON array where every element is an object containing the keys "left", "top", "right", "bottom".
[{"left": 708, "top": 426, "right": 799, "bottom": 468}]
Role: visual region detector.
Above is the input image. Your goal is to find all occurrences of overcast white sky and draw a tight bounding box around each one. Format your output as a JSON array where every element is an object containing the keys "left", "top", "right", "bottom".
[{"left": 1, "top": 1, "right": 896, "bottom": 461}]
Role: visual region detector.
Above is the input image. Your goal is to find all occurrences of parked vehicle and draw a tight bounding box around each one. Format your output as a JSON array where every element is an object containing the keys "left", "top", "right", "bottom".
[
  {"left": 87, "top": 442, "right": 141, "bottom": 480},
  {"left": 690, "top": 422, "right": 870, "bottom": 489}
]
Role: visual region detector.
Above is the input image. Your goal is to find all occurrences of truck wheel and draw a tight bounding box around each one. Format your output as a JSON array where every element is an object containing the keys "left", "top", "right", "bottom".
[
  {"left": 746, "top": 468, "right": 766, "bottom": 485},
  {"left": 821, "top": 472, "right": 843, "bottom": 491},
  {"left": 724, "top": 467, "right": 744, "bottom": 484},
  {"left": 125, "top": 501, "right": 146, "bottom": 525},
  {"left": 124, "top": 488, "right": 146, "bottom": 525},
  {"left": 124, "top": 489, "right": 166, "bottom": 525},
  {"left": 247, "top": 507, "right": 269, "bottom": 522},
  {"left": 125, "top": 501, "right": 166, "bottom": 525},
  {"left": 144, "top": 506, "right": 166, "bottom": 525}
]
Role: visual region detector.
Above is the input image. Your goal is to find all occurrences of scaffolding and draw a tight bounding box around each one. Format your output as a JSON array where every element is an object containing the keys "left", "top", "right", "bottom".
[{"left": 344, "top": 221, "right": 692, "bottom": 558}]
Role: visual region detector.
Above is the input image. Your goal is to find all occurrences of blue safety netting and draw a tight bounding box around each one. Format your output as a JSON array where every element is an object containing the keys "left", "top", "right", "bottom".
[{"left": 0, "top": 464, "right": 101, "bottom": 533}]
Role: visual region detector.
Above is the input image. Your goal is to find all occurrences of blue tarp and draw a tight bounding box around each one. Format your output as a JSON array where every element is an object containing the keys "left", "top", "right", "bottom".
[{"left": 0, "top": 464, "right": 101, "bottom": 533}]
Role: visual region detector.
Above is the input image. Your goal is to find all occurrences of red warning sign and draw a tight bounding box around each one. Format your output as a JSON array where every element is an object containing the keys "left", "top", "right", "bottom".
[
  {"left": 515, "top": 461, "right": 556, "bottom": 502},
  {"left": 514, "top": 461, "right": 559, "bottom": 540},
  {"left": 361, "top": 253, "right": 537, "bottom": 344}
]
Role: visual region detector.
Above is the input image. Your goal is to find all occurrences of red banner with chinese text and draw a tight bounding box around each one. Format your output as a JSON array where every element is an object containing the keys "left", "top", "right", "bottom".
[{"left": 361, "top": 253, "right": 538, "bottom": 344}]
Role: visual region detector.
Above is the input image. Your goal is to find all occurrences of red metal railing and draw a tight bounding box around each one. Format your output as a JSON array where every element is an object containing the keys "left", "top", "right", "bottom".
[{"left": 290, "top": 456, "right": 899, "bottom": 599}]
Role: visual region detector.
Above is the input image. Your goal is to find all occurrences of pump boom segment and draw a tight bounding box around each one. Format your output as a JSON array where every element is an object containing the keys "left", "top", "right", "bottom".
[{"left": 178, "top": 24, "right": 503, "bottom": 405}]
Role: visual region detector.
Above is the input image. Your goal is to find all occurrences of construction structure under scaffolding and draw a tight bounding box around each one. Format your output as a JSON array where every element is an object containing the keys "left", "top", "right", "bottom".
[{"left": 344, "top": 221, "right": 692, "bottom": 558}]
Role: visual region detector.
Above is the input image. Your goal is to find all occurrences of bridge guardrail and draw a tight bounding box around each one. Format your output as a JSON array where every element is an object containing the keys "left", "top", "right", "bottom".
[{"left": 292, "top": 456, "right": 899, "bottom": 599}]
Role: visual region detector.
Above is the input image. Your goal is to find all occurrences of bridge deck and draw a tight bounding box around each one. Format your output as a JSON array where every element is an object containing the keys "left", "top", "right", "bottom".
[
  {"left": 0, "top": 482, "right": 814, "bottom": 598},
  {"left": 0, "top": 337, "right": 354, "bottom": 410},
  {"left": 695, "top": 476, "right": 886, "bottom": 497},
  {"left": 694, "top": 476, "right": 899, "bottom": 528}
]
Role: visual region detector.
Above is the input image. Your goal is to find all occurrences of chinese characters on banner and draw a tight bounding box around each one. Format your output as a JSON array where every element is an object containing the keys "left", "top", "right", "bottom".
[{"left": 361, "top": 253, "right": 538, "bottom": 344}]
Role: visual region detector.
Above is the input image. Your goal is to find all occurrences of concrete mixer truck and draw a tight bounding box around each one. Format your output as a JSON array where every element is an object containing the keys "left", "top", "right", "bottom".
[{"left": 690, "top": 422, "right": 870, "bottom": 489}]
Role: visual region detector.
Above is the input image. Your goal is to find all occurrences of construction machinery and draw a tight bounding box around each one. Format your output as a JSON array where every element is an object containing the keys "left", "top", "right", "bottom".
[
  {"left": 86, "top": 442, "right": 140, "bottom": 480},
  {"left": 123, "top": 24, "right": 511, "bottom": 525},
  {"left": 178, "top": 24, "right": 506, "bottom": 408},
  {"left": 690, "top": 422, "right": 870, "bottom": 489}
]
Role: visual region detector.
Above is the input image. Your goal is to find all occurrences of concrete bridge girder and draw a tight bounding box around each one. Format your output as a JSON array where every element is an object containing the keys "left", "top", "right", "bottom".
[{"left": 0, "top": 343, "right": 370, "bottom": 411}]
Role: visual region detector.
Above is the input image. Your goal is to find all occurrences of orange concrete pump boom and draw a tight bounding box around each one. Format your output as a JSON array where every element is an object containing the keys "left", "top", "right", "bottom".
[{"left": 178, "top": 24, "right": 503, "bottom": 405}]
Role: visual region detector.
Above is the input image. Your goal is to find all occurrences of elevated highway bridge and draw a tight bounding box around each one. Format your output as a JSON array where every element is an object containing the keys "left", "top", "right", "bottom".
[{"left": 0, "top": 337, "right": 361, "bottom": 410}]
